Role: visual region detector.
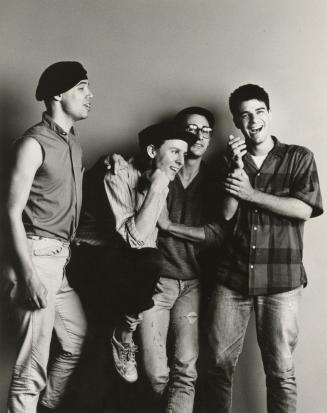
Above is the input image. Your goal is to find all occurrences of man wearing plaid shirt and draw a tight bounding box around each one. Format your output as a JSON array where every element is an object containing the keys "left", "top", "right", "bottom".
[{"left": 206, "top": 84, "right": 323, "bottom": 413}]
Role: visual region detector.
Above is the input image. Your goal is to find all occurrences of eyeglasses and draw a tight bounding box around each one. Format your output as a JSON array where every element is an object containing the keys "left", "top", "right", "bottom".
[{"left": 186, "top": 124, "right": 213, "bottom": 138}]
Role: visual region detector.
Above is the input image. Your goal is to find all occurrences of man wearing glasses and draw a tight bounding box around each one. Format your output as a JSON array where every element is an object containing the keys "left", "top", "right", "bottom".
[{"left": 136, "top": 107, "right": 224, "bottom": 413}]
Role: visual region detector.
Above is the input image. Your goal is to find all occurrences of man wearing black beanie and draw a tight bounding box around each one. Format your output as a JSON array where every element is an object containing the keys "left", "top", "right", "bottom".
[{"left": 4, "top": 61, "right": 93, "bottom": 413}]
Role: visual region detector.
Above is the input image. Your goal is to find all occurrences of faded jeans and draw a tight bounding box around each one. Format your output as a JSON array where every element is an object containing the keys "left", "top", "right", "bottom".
[
  {"left": 6, "top": 237, "right": 87, "bottom": 413},
  {"left": 139, "top": 277, "right": 200, "bottom": 413},
  {"left": 207, "top": 284, "right": 302, "bottom": 413}
]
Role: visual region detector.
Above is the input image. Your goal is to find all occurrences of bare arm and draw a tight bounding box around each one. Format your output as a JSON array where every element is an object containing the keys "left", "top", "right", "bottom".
[
  {"left": 225, "top": 169, "right": 312, "bottom": 220},
  {"left": 5, "top": 138, "right": 48, "bottom": 309}
]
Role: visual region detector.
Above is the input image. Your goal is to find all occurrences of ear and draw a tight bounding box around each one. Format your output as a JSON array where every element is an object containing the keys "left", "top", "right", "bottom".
[
  {"left": 53, "top": 94, "right": 63, "bottom": 102},
  {"left": 147, "top": 144, "right": 157, "bottom": 159}
]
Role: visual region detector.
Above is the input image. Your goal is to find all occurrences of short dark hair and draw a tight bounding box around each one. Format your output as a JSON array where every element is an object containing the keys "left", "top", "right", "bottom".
[
  {"left": 229, "top": 84, "right": 270, "bottom": 119},
  {"left": 174, "top": 106, "right": 215, "bottom": 128}
]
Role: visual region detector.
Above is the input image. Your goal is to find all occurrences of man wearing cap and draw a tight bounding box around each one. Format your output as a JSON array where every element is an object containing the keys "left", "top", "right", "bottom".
[
  {"left": 69, "top": 123, "right": 195, "bottom": 387},
  {"left": 4, "top": 61, "right": 93, "bottom": 413}
]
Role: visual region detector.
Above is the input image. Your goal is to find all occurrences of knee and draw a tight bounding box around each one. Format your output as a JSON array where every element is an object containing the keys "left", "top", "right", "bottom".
[
  {"left": 144, "top": 365, "right": 169, "bottom": 395},
  {"left": 263, "top": 353, "right": 295, "bottom": 380},
  {"left": 172, "top": 359, "right": 198, "bottom": 385},
  {"left": 10, "top": 364, "right": 47, "bottom": 395},
  {"left": 62, "top": 319, "right": 87, "bottom": 357}
]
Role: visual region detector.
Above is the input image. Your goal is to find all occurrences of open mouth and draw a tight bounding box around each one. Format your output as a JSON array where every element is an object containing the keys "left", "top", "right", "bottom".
[
  {"left": 249, "top": 125, "right": 263, "bottom": 134},
  {"left": 84, "top": 103, "right": 91, "bottom": 110}
]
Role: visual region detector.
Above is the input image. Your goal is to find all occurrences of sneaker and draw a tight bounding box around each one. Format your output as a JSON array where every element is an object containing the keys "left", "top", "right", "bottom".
[{"left": 111, "top": 331, "right": 138, "bottom": 383}]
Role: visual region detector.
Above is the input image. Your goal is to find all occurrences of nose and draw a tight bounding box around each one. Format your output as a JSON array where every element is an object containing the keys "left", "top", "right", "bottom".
[
  {"left": 249, "top": 113, "right": 257, "bottom": 124},
  {"left": 87, "top": 87, "right": 94, "bottom": 99},
  {"left": 176, "top": 152, "right": 185, "bottom": 166}
]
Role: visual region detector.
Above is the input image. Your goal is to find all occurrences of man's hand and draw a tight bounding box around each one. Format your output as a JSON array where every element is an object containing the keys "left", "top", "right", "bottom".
[
  {"left": 149, "top": 169, "right": 170, "bottom": 193},
  {"left": 123, "top": 314, "right": 143, "bottom": 332},
  {"left": 23, "top": 275, "right": 48, "bottom": 310},
  {"left": 224, "top": 168, "right": 256, "bottom": 201},
  {"left": 104, "top": 153, "right": 128, "bottom": 174},
  {"left": 227, "top": 135, "right": 247, "bottom": 169},
  {"left": 157, "top": 201, "right": 171, "bottom": 230}
]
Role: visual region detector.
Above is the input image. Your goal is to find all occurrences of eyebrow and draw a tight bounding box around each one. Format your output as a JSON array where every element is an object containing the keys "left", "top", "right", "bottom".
[
  {"left": 76, "top": 80, "right": 89, "bottom": 86},
  {"left": 240, "top": 106, "right": 266, "bottom": 115}
]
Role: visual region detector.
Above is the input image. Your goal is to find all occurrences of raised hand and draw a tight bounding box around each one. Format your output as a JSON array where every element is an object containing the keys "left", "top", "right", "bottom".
[
  {"left": 149, "top": 169, "right": 170, "bottom": 192},
  {"left": 227, "top": 135, "right": 247, "bottom": 169},
  {"left": 104, "top": 153, "right": 128, "bottom": 174}
]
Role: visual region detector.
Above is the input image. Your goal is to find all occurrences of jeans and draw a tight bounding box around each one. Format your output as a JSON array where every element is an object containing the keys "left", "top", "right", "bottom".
[
  {"left": 139, "top": 277, "right": 200, "bottom": 413},
  {"left": 6, "top": 237, "right": 87, "bottom": 413},
  {"left": 207, "top": 284, "right": 302, "bottom": 413}
]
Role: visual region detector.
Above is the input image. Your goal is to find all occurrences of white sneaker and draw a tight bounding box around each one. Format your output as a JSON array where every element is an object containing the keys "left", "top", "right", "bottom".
[{"left": 111, "top": 332, "right": 138, "bottom": 383}]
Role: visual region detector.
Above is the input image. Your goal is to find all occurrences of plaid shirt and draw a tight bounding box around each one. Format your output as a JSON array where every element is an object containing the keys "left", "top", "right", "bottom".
[{"left": 216, "top": 137, "right": 323, "bottom": 296}]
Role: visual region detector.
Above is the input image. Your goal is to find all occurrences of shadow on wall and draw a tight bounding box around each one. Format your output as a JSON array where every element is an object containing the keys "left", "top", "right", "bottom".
[{"left": 0, "top": 84, "right": 34, "bottom": 410}]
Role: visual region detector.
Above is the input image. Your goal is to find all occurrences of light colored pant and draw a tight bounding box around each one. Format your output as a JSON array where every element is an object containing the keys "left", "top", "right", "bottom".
[
  {"left": 139, "top": 277, "right": 200, "bottom": 413},
  {"left": 6, "top": 237, "right": 87, "bottom": 413},
  {"left": 207, "top": 284, "right": 302, "bottom": 413}
]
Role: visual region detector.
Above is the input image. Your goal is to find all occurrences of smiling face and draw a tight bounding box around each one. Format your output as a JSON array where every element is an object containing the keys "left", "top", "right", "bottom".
[
  {"left": 181, "top": 114, "right": 211, "bottom": 158},
  {"left": 60, "top": 80, "right": 93, "bottom": 121},
  {"left": 150, "top": 139, "right": 188, "bottom": 181},
  {"left": 235, "top": 99, "right": 272, "bottom": 147}
]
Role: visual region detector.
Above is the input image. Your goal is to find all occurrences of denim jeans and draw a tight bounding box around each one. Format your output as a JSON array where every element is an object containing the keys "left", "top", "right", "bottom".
[
  {"left": 139, "top": 277, "right": 200, "bottom": 413},
  {"left": 6, "top": 237, "right": 87, "bottom": 413},
  {"left": 206, "top": 284, "right": 302, "bottom": 413}
]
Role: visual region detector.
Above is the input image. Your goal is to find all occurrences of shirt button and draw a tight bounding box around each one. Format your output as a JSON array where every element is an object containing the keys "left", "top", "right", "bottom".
[
  {"left": 250, "top": 265, "right": 254, "bottom": 269},
  {"left": 254, "top": 227, "right": 257, "bottom": 231},
  {"left": 254, "top": 209, "right": 258, "bottom": 213},
  {"left": 257, "top": 172, "right": 260, "bottom": 176},
  {"left": 252, "top": 245, "right": 256, "bottom": 249}
]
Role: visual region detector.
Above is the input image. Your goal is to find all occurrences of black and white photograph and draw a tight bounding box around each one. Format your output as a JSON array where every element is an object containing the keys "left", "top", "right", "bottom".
[{"left": 0, "top": 1, "right": 326, "bottom": 412}]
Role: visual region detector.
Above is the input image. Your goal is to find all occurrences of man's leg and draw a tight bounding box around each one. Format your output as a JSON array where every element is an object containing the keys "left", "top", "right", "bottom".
[
  {"left": 7, "top": 238, "right": 68, "bottom": 413},
  {"left": 166, "top": 279, "right": 200, "bottom": 413},
  {"left": 139, "top": 277, "right": 178, "bottom": 407},
  {"left": 39, "top": 273, "right": 87, "bottom": 410},
  {"left": 110, "top": 248, "right": 162, "bottom": 382},
  {"left": 206, "top": 284, "right": 252, "bottom": 413},
  {"left": 255, "top": 287, "right": 302, "bottom": 413}
]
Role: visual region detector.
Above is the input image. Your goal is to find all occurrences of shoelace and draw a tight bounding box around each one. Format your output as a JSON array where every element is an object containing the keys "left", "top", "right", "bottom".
[{"left": 124, "top": 343, "right": 138, "bottom": 364}]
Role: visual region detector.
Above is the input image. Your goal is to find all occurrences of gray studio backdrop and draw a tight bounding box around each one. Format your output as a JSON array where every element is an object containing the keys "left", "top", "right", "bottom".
[{"left": 0, "top": 1, "right": 326, "bottom": 412}]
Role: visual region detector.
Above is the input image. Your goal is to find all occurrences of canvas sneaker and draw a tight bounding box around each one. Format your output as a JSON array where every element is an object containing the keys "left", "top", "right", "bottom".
[{"left": 111, "top": 331, "right": 138, "bottom": 383}]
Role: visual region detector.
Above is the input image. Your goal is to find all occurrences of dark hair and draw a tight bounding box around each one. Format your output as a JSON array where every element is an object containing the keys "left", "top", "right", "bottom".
[
  {"left": 138, "top": 122, "right": 196, "bottom": 154},
  {"left": 229, "top": 84, "right": 270, "bottom": 119},
  {"left": 174, "top": 106, "right": 215, "bottom": 128}
]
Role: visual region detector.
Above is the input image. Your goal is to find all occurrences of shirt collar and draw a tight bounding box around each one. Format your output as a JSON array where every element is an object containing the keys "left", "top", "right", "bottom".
[
  {"left": 42, "top": 112, "right": 75, "bottom": 140},
  {"left": 244, "top": 135, "right": 285, "bottom": 163},
  {"left": 269, "top": 136, "right": 286, "bottom": 158}
]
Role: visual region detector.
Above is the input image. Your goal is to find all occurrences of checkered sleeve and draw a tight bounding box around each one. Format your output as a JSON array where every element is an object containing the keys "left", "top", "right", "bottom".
[{"left": 290, "top": 148, "right": 323, "bottom": 218}]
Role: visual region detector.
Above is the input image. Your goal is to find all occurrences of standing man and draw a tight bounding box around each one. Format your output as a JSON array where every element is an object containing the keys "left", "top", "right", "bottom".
[
  {"left": 137, "top": 107, "right": 224, "bottom": 413},
  {"left": 4, "top": 61, "right": 93, "bottom": 413},
  {"left": 207, "top": 84, "right": 323, "bottom": 413}
]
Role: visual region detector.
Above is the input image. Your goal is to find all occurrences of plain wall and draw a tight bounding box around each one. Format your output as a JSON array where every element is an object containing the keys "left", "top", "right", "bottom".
[{"left": 0, "top": 1, "right": 326, "bottom": 412}]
